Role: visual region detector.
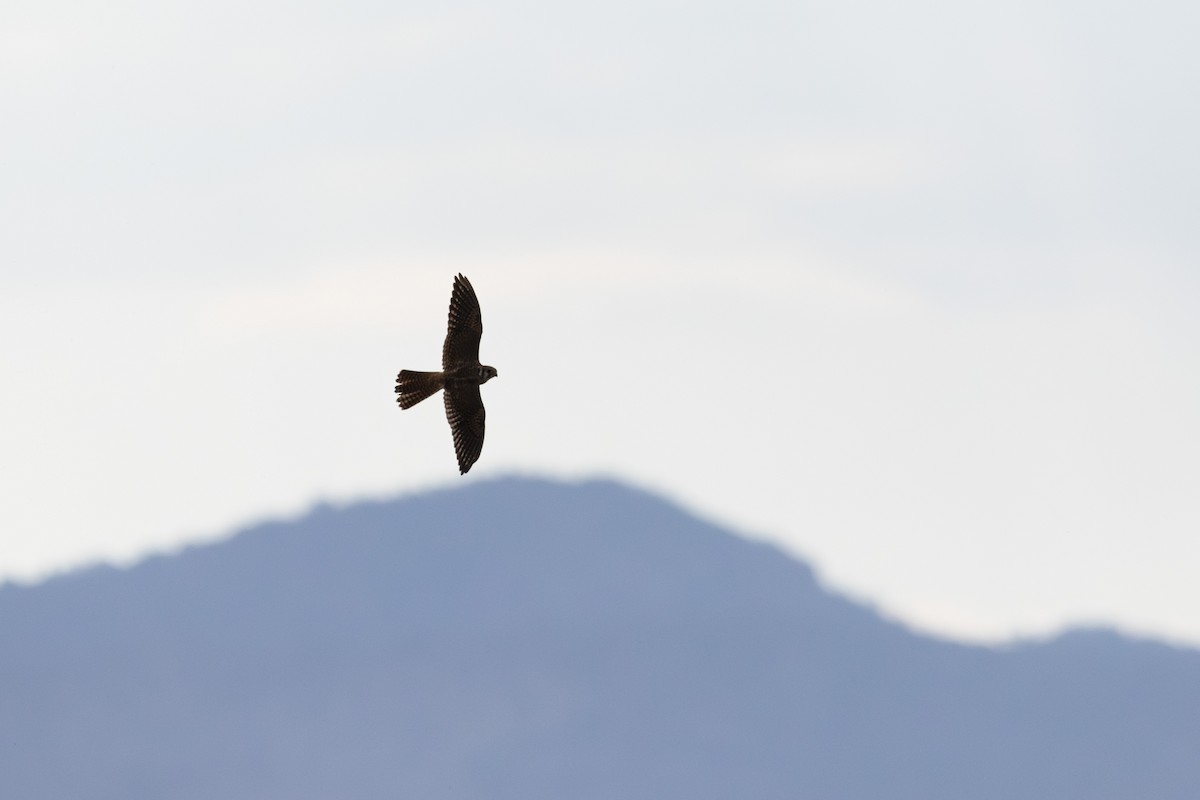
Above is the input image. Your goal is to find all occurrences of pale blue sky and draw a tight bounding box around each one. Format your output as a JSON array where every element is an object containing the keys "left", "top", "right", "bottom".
[{"left": 3, "top": 0, "right": 1198, "bottom": 644}]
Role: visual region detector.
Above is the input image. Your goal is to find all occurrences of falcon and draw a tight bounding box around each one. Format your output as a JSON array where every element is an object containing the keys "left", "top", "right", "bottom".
[{"left": 395, "top": 274, "right": 498, "bottom": 474}]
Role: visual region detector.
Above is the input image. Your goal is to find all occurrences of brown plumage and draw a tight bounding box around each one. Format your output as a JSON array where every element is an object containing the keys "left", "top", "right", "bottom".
[{"left": 395, "top": 274, "right": 498, "bottom": 474}]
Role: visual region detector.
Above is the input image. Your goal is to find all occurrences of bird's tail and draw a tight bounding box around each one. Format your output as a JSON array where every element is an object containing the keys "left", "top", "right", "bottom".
[{"left": 395, "top": 370, "right": 445, "bottom": 409}]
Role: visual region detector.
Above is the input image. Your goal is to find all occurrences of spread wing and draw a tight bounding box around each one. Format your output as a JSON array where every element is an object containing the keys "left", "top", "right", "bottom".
[
  {"left": 442, "top": 273, "right": 483, "bottom": 370},
  {"left": 444, "top": 384, "right": 486, "bottom": 474}
]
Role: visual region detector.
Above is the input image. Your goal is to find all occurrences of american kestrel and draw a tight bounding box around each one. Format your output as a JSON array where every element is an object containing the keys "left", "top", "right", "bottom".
[{"left": 395, "top": 274, "right": 498, "bottom": 474}]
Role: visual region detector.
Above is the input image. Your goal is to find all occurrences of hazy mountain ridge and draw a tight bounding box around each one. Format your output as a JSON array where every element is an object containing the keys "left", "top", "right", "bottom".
[{"left": 1, "top": 477, "right": 1197, "bottom": 799}]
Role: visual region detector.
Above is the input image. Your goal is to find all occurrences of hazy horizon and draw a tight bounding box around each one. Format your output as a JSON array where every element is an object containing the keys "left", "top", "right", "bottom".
[{"left": 5, "top": 476, "right": 1199, "bottom": 799}]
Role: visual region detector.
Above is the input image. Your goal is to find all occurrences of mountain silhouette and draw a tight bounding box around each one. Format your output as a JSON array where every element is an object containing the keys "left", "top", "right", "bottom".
[{"left": 1, "top": 477, "right": 1197, "bottom": 799}]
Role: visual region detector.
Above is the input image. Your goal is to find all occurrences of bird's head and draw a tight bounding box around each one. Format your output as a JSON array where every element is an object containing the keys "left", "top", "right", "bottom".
[{"left": 480, "top": 365, "right": 498, "bottom": 384}]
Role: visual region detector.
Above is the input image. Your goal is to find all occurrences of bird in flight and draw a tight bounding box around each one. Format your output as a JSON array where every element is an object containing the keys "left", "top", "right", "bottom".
[{"left": 395, "top": 274, "right": 498, "bottom": 474}]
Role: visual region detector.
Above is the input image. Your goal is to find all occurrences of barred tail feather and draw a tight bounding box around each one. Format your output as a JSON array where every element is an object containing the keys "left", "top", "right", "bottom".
[{"left": 395, "top": 370, "right": 444, "bottom": 409}]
